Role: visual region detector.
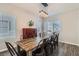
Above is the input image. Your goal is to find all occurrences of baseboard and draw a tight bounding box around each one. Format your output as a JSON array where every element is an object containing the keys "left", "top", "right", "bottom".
[
  {"left": 0, "top": 45, "right": 17, "bottom": 53},
  {"left": 59, "top": 41, "right": 79, "bottom": 47},
  {"left": 0, "top": 48, "right": 8, "bottom": 53}
]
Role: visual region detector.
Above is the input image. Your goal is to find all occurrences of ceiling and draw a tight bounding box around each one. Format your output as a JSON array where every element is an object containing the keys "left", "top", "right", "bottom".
[{"left": 11, "top": 3, "right": 79, "bottom": 16}]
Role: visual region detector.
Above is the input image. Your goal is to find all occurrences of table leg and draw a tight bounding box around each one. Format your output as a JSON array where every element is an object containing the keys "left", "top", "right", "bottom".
[{"left": 27, "top": 51, "right": 32, "bottom": 56}]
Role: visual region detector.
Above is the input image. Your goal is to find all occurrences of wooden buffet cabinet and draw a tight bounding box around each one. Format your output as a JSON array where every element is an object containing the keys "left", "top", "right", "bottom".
[{"left": 23, "top": 28, "right": 37, "bottom": 39}]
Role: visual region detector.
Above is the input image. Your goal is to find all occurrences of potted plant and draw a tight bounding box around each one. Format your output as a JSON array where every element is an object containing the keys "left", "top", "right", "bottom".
[{"left": 28, "top": 20, "right": 34, "bottom": 26}]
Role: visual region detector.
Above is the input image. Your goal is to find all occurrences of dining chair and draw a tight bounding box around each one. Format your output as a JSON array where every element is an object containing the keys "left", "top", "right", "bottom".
[
  {"left": 32, "top": 38, "right": 51, "bottom": 56},
  {"left": 50, "top": 32, "right": 59, "bottom": 51},
  {"left": 53, "top": 32, "right": 59, "bottom": 47},
  {"left": 32, "top": 39, "right": 45, "bottom": 56},
  {"left": 43, "top": 38, "right": 52, "bottom": 56},
  {"left": 5, "top": 42, "right": 26, "bottom": 56}
]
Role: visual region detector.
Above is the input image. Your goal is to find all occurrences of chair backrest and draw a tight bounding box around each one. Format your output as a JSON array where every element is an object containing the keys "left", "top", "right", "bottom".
[
  {"left": 51, "top": 32, "right": 59, "bottom": 42},
  {"left": 36, "top": 38, "right": 50, "bottom": 56},
  {"left": 5, "top": 42, "right": 19, "bottom": 56},
  {"left": 43, "top": 38, "right": 51, "bottom": 56},
  {"left": 54, "top": 32, "right": 59, "bottom": 41},
  {"left": 36, "top": 38, "right": 49, "bottom": 51}
]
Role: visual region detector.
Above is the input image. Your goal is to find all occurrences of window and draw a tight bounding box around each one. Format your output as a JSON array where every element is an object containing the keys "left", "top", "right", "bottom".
[
  {"left": 0, "top": 13, "right": 16, "bottom": 51},
  {"left": 35, "top": 18, "right": 42, "bottom": 36},
  {"left": 0, "top": 13, "right": 16, "bottom": 39},
  {"left": 36, "top": 18, "right": 61, "bottom": 33}
]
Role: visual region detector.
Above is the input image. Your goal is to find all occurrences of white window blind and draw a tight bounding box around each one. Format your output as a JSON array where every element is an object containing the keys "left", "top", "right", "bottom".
[{"left": 0, "top": 13, "right": 16, "bottom": 51}]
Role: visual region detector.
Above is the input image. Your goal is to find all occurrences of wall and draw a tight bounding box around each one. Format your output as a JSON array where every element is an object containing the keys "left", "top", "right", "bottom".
[
  {"left": 0, "top": 4, "right": 79, "bottom": 52},
  {"left": 58, "top": 9, "right": 79, "bottom": 46},
  {"left": 0, "top": 4, "right": 36, "bottom": 51}
]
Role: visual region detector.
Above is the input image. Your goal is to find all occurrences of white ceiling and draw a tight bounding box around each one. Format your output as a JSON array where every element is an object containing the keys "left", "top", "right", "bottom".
[{"left": 11, "top": 3, "right": 79, "bottom": 16}]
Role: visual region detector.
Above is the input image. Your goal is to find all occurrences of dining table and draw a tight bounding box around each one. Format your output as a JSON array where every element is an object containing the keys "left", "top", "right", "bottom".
[{"left": 16, "top": 35, "right": 51, "bottom": 56}]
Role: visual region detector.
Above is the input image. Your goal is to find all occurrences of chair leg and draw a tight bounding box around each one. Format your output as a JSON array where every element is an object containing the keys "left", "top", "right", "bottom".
[
  {"left": 50, "top": 45, "right": 53, "bottom": 53},
  {"left": 17, "top": 45, "right": 21, "bottom": 55}
]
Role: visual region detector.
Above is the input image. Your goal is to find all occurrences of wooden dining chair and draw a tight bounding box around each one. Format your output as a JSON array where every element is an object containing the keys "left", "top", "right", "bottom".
[{"left": 5, "top": 42, "right": 26, "bottom": 56}]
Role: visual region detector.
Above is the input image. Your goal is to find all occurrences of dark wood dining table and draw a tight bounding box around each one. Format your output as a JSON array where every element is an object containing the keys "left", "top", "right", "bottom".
[{"left": 16, "top": 36, "right": 50, "bottom": 56}]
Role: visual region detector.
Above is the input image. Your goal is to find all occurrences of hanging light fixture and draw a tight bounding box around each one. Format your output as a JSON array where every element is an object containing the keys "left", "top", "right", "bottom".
[
  {"left": 38, "top": 3, "right": 48, "bottom": 38},
  {"left": 39, "top": 10, "right": 48, "bottom": 18}
]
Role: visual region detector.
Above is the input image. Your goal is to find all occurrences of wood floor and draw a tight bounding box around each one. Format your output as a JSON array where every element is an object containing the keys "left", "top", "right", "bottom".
[
  {"left": 58, "top": 42, "right": 79, "bottom": 56},
  {"left": 0, "top": 42, "right": 79, "bottom": 56}
]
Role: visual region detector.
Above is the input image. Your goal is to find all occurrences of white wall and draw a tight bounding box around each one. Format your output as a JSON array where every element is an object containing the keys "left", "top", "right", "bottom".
[
  {"left": 0, "top": 3, "right": 79, "bottom": 52},
  {"left": 58, "top": 9, "right": 79, "bottom": 46},
  {"left": 0, "top": 4, "right": 36, "bottom": 51}
]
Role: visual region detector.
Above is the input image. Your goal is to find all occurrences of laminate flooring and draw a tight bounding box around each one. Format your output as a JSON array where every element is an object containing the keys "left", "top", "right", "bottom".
[{"left": 0, "top": 42, "right": 79, "bottom": 56}]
